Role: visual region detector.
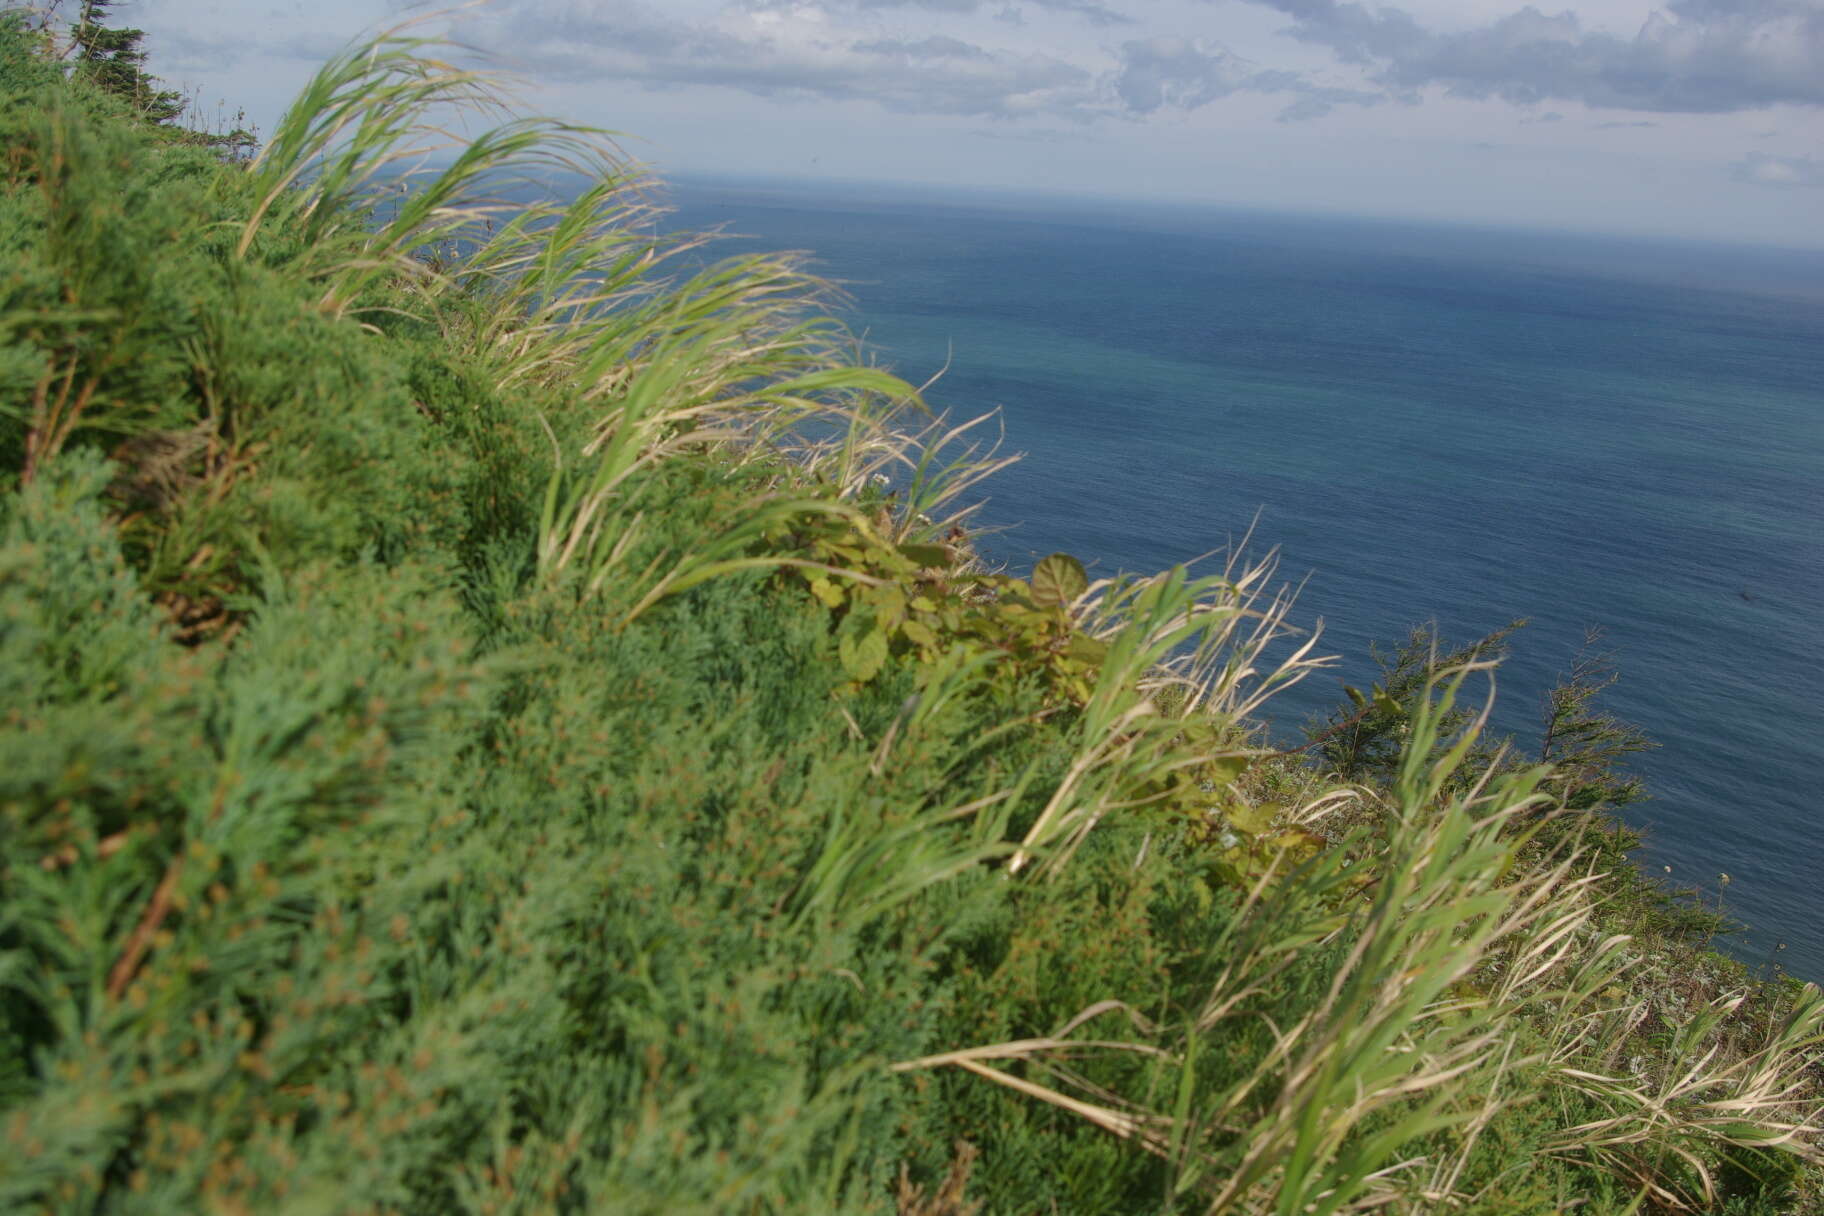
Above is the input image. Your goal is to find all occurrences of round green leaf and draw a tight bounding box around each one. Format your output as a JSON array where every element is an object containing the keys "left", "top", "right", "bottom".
[{"left": 1031, "top": 552, "right": 1088, "bottom": 610}]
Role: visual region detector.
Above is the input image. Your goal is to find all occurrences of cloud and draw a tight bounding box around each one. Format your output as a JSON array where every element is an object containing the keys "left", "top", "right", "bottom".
[
  {"left": 1243, "top": 0, "right": 1824, "bottom": 113},
  {"left": 136, "top": 26, "right": 253, "bottom": 72},
  {"left": 846, "top": 0, "right": 979, "bottom": 10},
  {"left": 478, "top": 0, "right": 1102, "bottom": 119},
  {"left": 1107, "top": 39, "right": 1383, "bottom": 120},
  {"left": 851, "top": 35, "right": 995, "bottom": 60},
  {"left": 1267, "top": 78, "right": 1386, "bottom": 120},
  {"left": 1730, "top": 151, "right": 1824, "bottom": 187},
  {"left": 468, "top": 0, "right": 1380, "bottom": 123},
  {"left": 1027, "top": 0, "right": 1136, "bottom": 25},
  {"left": 141, "top": 19, "right": 359, "bottom": 73},
  {"left": 968, "top": 125, "right": 1103, "bottom": 141},
  {"left": 849, "top": 0, "right": 1135, "bottom": 24},
  {"left": 1111, "top": 38, "right": 1250, "bottom": 112},
  {"left": 1273, "top": 94, "right": 1335, "bottom": 121}
]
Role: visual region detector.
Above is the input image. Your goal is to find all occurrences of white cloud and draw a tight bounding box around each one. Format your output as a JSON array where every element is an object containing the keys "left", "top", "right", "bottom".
[{"left": 1731, "top": 151, "right": 1824, "bottom": 187}]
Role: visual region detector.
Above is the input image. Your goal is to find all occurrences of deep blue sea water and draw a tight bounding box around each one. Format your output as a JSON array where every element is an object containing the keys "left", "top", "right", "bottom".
[{"left": 664, "top": 178, "right": 1824, "bottom": 980}]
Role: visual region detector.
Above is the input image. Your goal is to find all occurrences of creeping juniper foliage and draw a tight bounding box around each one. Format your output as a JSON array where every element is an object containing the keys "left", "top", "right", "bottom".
[{"left": 0, "top": 12, "right": 1818, "bottom": 1214}]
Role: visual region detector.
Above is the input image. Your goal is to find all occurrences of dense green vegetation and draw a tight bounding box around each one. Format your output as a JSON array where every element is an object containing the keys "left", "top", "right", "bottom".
[{"left": 1, "top": 10, "right": 1818, "bottom": 1212}]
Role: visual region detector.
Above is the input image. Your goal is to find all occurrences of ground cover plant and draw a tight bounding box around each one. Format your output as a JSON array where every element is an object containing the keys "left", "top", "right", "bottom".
[{"left": 0, "top": 9, "right": 1819, "bottom": 1212}]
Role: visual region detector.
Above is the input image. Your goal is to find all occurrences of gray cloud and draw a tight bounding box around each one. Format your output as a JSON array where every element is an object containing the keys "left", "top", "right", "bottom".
[
  {"left": 851, "top": 36, "right": 995, "bottom": 61},
  {"left": 1730, "top": 151, "right": 1824, "bottom": 186},
  {"left": 1111, "top": 38, "right": 1250, "bottom": 112},
  {"left": 1267, "top": 77, "right": 1386, "bottom": 119},
  {"left": 1244, "top": 0, "right": 1824, "bottom": 113},
  {"left": 850, "top": 0, "right": 1135, "bottom": 24},
  {"left": 1028, "top": 0, "right": 1136, "bottom": 25},
  {"left": 143, "top": 22, "right": 361, "bottom": 72},
  {"left": 135, "top": 26, "right": 253, "bottom": 72},
  {"left": 846, "top": 0, "right": 979, "bottom": 10},
  {"left": 472, "top": 0, "right": 1382, "bottom": 123},
  {"left": 1273, "top": 94, "right": 1334, "bottom": 121},
  {"left": 481, "top": 1, "right": 1102, "bottom": 119},
  {"left": 968, "top": 125, "right": 1103, "bottom": 141},
  {"left": 1110, "top": 39, "right": 1383, "bottom": 120}
]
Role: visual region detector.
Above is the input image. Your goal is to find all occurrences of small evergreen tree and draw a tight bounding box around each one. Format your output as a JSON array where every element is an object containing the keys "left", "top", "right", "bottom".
[
  {"left": 1308, "top": 618, "right": 1526, "bottom": 783},
  {"left": 70, "top": 0, "right": 181, "bottom": 122},
  {"left": 1539, "top": 626, "right": 1656, "bottom": 814}
]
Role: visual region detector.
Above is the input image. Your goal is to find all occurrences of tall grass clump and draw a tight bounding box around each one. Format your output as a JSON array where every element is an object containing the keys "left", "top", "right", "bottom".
[{"left": 0, "top": 10, "right": 1818, "bottom": 1213}]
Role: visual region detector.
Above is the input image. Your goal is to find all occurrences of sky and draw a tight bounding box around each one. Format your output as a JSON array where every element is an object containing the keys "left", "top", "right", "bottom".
[{"left": 116, "top": 0, "right": 1824, "bottom": 246}]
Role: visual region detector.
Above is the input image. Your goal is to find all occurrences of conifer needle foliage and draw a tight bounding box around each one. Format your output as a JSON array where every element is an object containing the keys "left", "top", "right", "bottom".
[{"left": 0, "top": 12, "right": 1818, "bottom": 1214}]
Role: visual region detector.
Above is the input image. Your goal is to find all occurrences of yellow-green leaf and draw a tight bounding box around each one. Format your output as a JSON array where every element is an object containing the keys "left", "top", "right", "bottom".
[
  {"left": 839, "top": 626, "right": 889, "bottom": 682},
  {"left": 868, "top": 583, "right": 908, "bottom": 629},
  {"left": 1201, "top": 756, "right": 1248, "bottom": 785},
  {"left": 899, "top": 543, "right": 949, "bottom": 568},
  {"left": 1227, "top": 802, "right": 1277, "bottom": 835},
  {"left": 901, "top": 618, "right": 938, "bottom": 648},
  {"left": 1031, "top": 552, "right": 1089, "bottom": 610}
]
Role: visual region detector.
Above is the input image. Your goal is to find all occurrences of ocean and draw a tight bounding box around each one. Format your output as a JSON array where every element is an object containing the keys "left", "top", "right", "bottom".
[{"left": 664, "top": 178, "right": 1824, "bottom": 980}]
